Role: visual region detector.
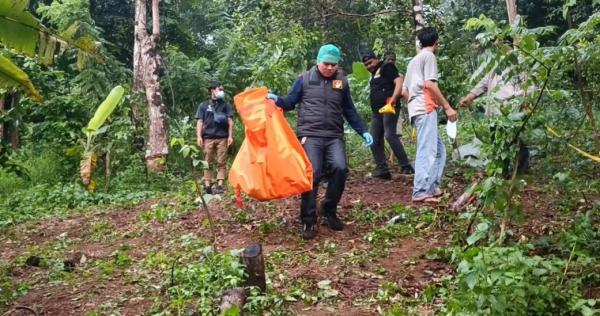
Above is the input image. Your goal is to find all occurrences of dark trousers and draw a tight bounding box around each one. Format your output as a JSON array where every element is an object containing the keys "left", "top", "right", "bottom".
[
  {"left": 491, "top": 126, "right": 530, "bottom": 178},
  {"left": 300, "top": 137, "right": 347, "bottom": 225},
  {"left": 370, "top": 111, "right": 411, "bottom": 172},
  {"left": 503, "top": 141, "right": 530, "bottom": 178}
]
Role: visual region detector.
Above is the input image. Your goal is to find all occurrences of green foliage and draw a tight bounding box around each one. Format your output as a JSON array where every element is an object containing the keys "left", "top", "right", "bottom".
[
  {"left": 0, "top": 182, "right": 157, "bottom": 228},
  {"left": 165, "top": 247, "right": 247, "bottom": 315},
  {"left": 0, "top": 167, "right": 26, "bottom": 195},
  {"left": 3, "top": 147, "right": 74, "bottom": 185},
  {"left": 0, "top": 261, "right": 29, "bottom": 307},
  {"left": 445, "top": 243, "right": 598, "bottom": 315},
  {"left": 162, "top": 45, "right": 211, "bottom": 118}
]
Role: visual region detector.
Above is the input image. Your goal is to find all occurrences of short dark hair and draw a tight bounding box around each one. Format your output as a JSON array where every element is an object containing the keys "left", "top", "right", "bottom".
[
  {"left": 417, "top": 27, "right": 439, "bottom": 48},
  {"left": 361, "top": 52, "right": 377, "bottom": 63},
  {"left": 208, "top": 81, "right": 222, "bottom": 90}
]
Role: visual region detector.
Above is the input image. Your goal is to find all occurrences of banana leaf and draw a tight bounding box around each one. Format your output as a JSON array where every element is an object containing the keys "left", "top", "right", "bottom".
[
  {"left": 352, "top": 62, "right": 370, "bottom": 82},
  {"left": 0, "top": 0, "right": 39, "bottom": 56},
  {"left": 0, "top": 54, "right": 43, "bottom": 101},
  {"left": 85, "top": 85, "right": 125, "bottom": 137},
  {"left": 0, "top": 0, "right": 100, "bottom": 64}
]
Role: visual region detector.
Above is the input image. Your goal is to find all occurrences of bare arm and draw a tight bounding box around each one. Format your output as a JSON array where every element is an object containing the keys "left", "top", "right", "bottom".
[
  {"left": 196, "top": 120, "right": 204, "bottom": 147},
  {"left": 461, "top": 72, "right": 491, "bottom": 107},
  {"left": 390, "top": 76, "right": 404, "bottom": 105},
  {"left": 227, "top": 118, "right": 234, "bottom": 146},
  {"left": 424, "top": 80, "right": 457, "bottom": 122},
  {"left": 459, "top": 92, "right": 478, "bottom": 107}
]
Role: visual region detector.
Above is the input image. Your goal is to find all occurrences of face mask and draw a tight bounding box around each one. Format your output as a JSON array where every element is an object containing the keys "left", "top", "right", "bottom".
[{"left": 215, "top": 90, "right": 225, "bottom": 99}]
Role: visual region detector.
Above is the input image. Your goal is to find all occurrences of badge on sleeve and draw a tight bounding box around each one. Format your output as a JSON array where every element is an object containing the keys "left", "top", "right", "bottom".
[{"left": 332, "top": 80, "right": 343, "bottom": 90}]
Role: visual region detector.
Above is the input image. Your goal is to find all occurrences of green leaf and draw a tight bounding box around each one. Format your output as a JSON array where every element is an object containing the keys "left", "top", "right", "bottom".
[
  {"left": 85, "top": 85, "right": 125, "bottom": 135},
  {"left": 180, "top": 146, "right": 191, "bottom": 158},
  {"left": 0, "top": 54, "right": 43, "bottom": 101},
  {"left": 581, "top": 306, "right": 595, "bottom": 316},
  {"left": 221, "top": 306, "right": 241, "bottom": 316},
  {"left": 520, "top": 35, "right": 537, "bottom": 52},
  {"left": 466, "top": 223, "right": 489, "bottom": 245},
  {"left": 352, "top": 62, "right": 370, "bottom": 82},
  {"left": 170, "top": 137, "right": 185, "bottom": 147},
  {"left": 0, "top": 0, "right": 39, "bottom": 56},
  {"left": 465, "top": 272, "right": 478, "bottom": 290}
]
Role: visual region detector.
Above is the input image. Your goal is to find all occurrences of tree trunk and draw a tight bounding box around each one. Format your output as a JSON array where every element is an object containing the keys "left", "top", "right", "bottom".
[
  {"left": 134, "top": 0, "right": 168, "bottom": 172},
  {"left": 10, "top": 94, "right": 20, "bottom": 149},
  {"left": 411, "top": 0, "right": 426, "bottom": 52},
  {"left": 505, "top": 0, "right": 517, "bottom": 24},
  {"left": 133, "top": 0, "right": 146, "bottom": 91}
]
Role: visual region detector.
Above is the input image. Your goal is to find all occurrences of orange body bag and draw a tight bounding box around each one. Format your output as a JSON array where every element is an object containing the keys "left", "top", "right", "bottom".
[{"left": 228, "top": 87, "right": 313, "bottom": 201}]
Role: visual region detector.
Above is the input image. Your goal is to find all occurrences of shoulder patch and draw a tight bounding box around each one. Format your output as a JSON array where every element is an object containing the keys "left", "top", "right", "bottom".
[{"left": 332, "top": 80, "right": 343, "bottom": 90}]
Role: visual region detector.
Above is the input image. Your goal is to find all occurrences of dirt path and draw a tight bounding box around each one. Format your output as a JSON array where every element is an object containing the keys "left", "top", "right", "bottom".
[{"left": 0, "top": 172, "right": 564, "bottom": 315}]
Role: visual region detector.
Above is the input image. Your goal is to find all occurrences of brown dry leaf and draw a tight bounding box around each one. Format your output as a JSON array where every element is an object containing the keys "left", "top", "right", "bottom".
[{"left": 80, "top": 151, "right": 97, "bottom": 191}]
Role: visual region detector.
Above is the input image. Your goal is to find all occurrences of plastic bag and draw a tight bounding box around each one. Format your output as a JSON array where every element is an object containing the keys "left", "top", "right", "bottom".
[
  {"left": 446, "top": 120, "right": 457, "bottom": 140},
  {"left": 378, "top": 98, "right": 396, "bottom": 115},
  {"left": 228, "top": 87, "right": 313, "bottom": 202}
]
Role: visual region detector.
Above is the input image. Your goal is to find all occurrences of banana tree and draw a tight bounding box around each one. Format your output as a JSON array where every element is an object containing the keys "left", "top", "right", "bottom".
[
  {"left": 0, "top": 0, "right": 99, "bottom": 100},
  {"left": 80, "top": 85, "right": 125, "bottom": 191}
]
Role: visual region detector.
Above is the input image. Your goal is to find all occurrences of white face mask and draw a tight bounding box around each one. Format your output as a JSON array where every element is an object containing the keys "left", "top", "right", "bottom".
[{"left": 215, "top": 90, "right": 225, "bottom": 99}]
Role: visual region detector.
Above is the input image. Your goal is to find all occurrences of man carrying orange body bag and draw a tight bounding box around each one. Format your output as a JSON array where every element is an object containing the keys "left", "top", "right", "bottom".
[{"left": 268, "top": 44, "right": 373, "bottom": 240}]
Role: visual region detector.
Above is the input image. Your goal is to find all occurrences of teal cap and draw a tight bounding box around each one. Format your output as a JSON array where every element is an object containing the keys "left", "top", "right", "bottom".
[{"left": 316, "top": 44, "right": 341, "bottom": 63}]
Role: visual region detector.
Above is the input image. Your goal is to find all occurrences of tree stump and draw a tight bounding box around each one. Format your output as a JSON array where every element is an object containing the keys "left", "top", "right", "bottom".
[{"left": 242, "top": 243, "right": 266, "bottom": 293}]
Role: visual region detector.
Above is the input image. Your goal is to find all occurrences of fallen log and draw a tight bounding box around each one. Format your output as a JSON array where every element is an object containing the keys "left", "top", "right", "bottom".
[
  {"left": 219, "top": 287, "right": 246, "bottom": 315},
  {"left": 451, "top": 180, "right": 479, "bottom": 212}
]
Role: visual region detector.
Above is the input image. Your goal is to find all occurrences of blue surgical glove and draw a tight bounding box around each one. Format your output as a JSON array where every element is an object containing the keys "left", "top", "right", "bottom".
[
  {"left": 267, "top": 93, "right": 278, "bottom": 102},
  {"left": 362, "top": 132, "right": 373, "bottom": 146}
]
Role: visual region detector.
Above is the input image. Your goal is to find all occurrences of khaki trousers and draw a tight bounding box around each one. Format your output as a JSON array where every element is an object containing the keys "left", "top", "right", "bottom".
[{"left": 203, "top": 138, "right": 228, "bottom": 182}]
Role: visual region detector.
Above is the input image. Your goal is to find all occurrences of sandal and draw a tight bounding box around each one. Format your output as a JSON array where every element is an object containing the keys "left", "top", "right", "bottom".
[
  {"left": 412, "top": 194, "right": 433, "bottom": 202},
  {"left": 423, "top": 196, "right": 439, "bottom": 204}
]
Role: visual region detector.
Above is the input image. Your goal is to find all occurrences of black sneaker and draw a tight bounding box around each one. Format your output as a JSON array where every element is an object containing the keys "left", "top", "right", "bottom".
[
  {"left": 325, "top": 213, "right": 344, "bottom": 231},
  {"left": 204, "top": 185, "right": 213, "bottom": 194},
  {"left": 372, "top": 170, "right": 392, "bottom": 180},
  {"left": 400, "top": 165, "right": 415, "bottom": 175},
  {"left": 302, "top": 223, "right": 317, "bottom": 240},
  {"left": 214, "top": 185, "right": 225, "bottom": 194}
]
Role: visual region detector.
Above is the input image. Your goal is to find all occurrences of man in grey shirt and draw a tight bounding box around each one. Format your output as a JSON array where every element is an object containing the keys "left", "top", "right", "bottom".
[{"left": 402, "top": 27, "right": 458, "bottom": 203}]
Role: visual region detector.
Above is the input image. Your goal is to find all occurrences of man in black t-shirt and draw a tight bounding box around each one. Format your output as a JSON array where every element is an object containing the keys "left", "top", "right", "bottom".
[
  {"left": 196, "top": 81, "right": 234, "bottom": 194},
  {"left": 362, "top": 52, "right": 414, "bottom": 179}
]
